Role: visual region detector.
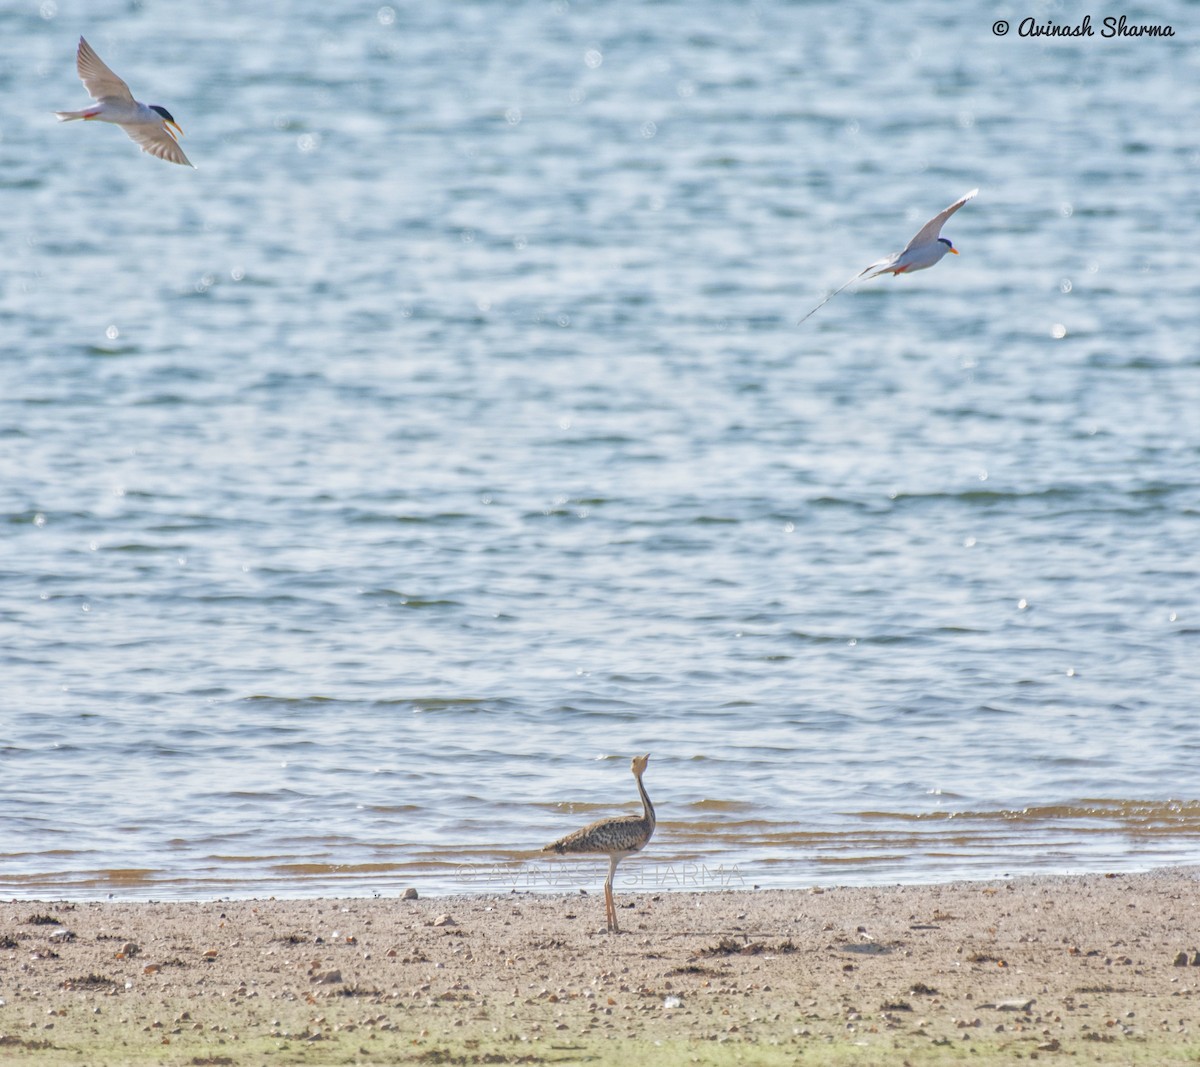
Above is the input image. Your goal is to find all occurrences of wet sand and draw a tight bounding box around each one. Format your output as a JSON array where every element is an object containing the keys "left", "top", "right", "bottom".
[{"left": 4, "top": 868, "right": 1200, "bottom": 1065}]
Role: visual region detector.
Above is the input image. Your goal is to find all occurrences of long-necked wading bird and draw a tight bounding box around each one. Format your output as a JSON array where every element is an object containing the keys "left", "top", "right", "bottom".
[
  {"left": 798, "top": 188, "right": 978, "bottom": 324},
  {"left": 55, "top": 36, "right": 194, "bottom": 168},
  {"left": 543, "top": 754, "right": 656, "bottom": 933}
]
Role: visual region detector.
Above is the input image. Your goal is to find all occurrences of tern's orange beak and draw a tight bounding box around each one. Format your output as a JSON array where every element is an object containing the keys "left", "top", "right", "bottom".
[
  {"left": 164, "top": 119, "right": 184, "bottom": 141},
  {"left": 948, "top": 247, "right": 959, "bottom": 254}
]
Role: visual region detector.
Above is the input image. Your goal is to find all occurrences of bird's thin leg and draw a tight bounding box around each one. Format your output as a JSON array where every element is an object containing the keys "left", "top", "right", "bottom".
[{"left": 606, "top": 855, "right": 619, "bottom": 934}]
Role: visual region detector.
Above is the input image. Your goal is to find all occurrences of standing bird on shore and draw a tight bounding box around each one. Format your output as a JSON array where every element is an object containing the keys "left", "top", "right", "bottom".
[
  {"left": 55, "top": 36, "right": 194, "bottom": 168},
  {"left": 798, "top": 188, "right": 978, "bottom": 324},
  {"left": 543, "top": 754, "right": 655, "bottom": 933}
]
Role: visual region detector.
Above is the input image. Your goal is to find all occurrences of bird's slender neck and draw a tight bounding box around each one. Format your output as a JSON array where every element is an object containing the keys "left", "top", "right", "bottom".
[{"left": 634, "top": 770, "right": 655, "bottom": 829}]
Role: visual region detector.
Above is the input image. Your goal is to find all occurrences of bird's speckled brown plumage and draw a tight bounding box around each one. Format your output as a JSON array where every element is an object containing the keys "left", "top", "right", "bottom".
[{"left": 543, "top": 754, "right": 655, "bottom": 933}]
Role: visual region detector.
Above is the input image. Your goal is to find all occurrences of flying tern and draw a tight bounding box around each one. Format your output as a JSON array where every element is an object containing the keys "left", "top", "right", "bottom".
[
  {"left": 55, "top": 36, "right": 193, "bottom": 168},
  {"left": 798, "top": 188, "right": 977, "bottom": 324}
]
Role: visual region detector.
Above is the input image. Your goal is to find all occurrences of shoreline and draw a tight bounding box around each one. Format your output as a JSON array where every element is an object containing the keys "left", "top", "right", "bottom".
[
  {"left": 4, "top": 868, "right": 1200, "bottom": 1064},
  {"left": 2, "top": 852, "right": 1190, "bottom": 906}
]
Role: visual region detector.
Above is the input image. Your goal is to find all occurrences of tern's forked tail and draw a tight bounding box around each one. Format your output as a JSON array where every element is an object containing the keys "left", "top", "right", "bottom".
[{"left": 55, "top": 110, "right": 89, "bottom": 122}]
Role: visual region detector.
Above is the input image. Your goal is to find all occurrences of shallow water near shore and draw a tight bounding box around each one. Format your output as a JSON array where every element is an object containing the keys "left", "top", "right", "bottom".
[{"left": 2, "top": 1, "right": 1199, "bottom": 899}]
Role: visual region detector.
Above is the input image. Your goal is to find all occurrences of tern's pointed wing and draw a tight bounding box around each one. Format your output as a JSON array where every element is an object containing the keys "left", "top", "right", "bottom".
[
  {"left": 797, "top": 257, "right": 892, "bottom": 325},
  {"left": 123, "top": 123, "right": 194, "bottom": 167},
  {"left": 76, "top": 36, "right": 135, "bottom": 103},
  {"left": 902, "top": 188, "right": 978, "bottom": 253}
]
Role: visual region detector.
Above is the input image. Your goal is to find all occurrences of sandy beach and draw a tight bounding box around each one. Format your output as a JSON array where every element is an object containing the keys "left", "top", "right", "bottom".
[{"left": 4, "top": 869, "right": 1200, "bottom": 1065}]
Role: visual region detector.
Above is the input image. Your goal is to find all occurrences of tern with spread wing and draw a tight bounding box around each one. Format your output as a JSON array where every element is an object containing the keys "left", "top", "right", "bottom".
[
  {"left": 55, "top": 36, "right": 193, "bottom": 168},
  {"left": 798, "top": 188, "right": 977, "bottom": 324}
]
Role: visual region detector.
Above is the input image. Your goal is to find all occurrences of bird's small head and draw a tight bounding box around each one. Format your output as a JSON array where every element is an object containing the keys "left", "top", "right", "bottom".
[
  {"left": 938, "top": 237, "right": 959, "bottom": 255},
  {"left": 149, "top": 105, "right": 184, "bottom": 141},
  {"left": 631, "top": 753, "right": 650, "bottom": 777}
]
